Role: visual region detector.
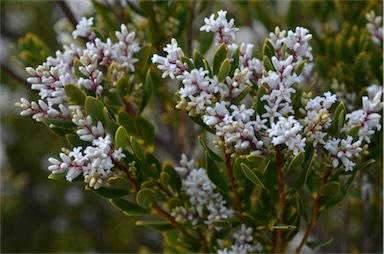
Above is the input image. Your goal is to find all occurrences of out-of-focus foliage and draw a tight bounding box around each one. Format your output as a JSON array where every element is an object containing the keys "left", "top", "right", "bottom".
[{"left": 1, "top": 0, "right": 382, "bottom": 253}]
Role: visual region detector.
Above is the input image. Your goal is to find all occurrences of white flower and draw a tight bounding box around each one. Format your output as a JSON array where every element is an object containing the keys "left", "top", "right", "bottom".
[
  {"left": 200, "top": 10, "right": 239, "bottom": 45},
  {"left": 366, "top": 10, "right": 383, "bottom": 45},
  {"left": 72, "top": 17, "right": 95, "bottom": 40},
  {"left": 268, "top": 116, "right": 306, "bottom": 155}
]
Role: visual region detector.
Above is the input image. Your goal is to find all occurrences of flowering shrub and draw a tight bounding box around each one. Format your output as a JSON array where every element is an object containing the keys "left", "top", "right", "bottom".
[{"left": 13, "top": 2, "right": 382, "bottom": 253}]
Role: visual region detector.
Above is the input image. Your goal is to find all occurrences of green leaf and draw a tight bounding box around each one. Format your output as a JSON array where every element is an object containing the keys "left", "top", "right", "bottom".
[
  {"left": 193, "top": 50, "right": 205, "bottom": 69},
  {"left": 116, "top": 77, "right": 132, "bottom": 98},
  {"left": 286, "top": 152, "right": 305, "bottom": 172},
  {"left": 136, "top": 220, "right": 174, "bottom": 231},
  {"left": 256, "top": 86, "right": 268, "bottom": 115},
  {"left": 103, "top": 107, "right": 119, "bottom": 136},
  {"left": 199, "top": 136, "right": 223, "bottom": 162},
  {"left": 213, "top": 43, "right": 227, "bottom": 75},
  {"left": 117, "top": 110, "right": 140, "bottom": 138},
  {"left": 140, "top": 69, "right": 154, "bottom": 113},
  {"left": 130, "top": 136, "right": 143, "bottom": 159},
  {"left": 162, "top": 163, "right": 181, "bottom": 193},
  {"left": 320, "top": 181, "right": 340, "bottom": 197},
  {"left": 48, "top": 172, "right": 67, "bottom": 182},
  {"left": 136, "top": 116, "right": 155, "bottom": 150},
  {"left": 270, "top": 224, "right": 297, "bottom": 230},
  {"left": 321, "top": 172, "right": 357, "bottom": 209},
  {"left": 189, "top": 115, "right": 215, "bottom": 134},
  {"left": 294, "top": 60, "right": 307, "bottom": 76},
  {"left": 48, "top": 172, "right": 82, "bottom": 182},
  {"left": 66, "top": 134, "right": 91, "bottom": 148},
  {"left": 85, "top": 185, "right": 130, "bottom": 199},
  {"left": 136, "top": 188, "right": 158, "bottom": 209},
  {"left": 205, "top": 152, "right": 229, "bottom": 192},
  {"left": 43, "top": 118, "right": 76, "bottom": 129},
  {"left": 263, "top": 55, "right": 274, "bottom": 71},
  {"left": 347, "top": 124, "right": 361, "bottom": 137},
  {"left": 289, "top": 145, "right": 314, "bottom": 195},
  {"left": 218, "top": 58, "right": 230, "bottom": 82},
  {"left": 85, "top": 96, "right": 105, "bottom": 125},
  {"left": 264, "top": 161, "right": 278, "bottom": 187},
  {"left": 91, "top": 0, "right": 119, "bottom": 30},
  {"left": 134, "top": 43, "right": 152, "bottom": 69},
  {"left": 229, "top": 47, "right": 240, "bottom": 76},
  {"left": 241, "top": 163, "right": 275, "bottom": 190},
  {"left": 331, "top": 102, "right": 346, "bottom": 137},
  {"left": 64, "top": 84, "right": 86, "bottom": 106},
  {"left": 115, "top": 126, "right": 129, "bottom": 149},
  {"left": 306, "top": 238, "right": 334, "bottom": 251},
  {"left": 180, "top": 56, "right": 195, "bottom": 70},
  {"left": 354, "top": 158, "right": 375, "bottom": 172},
  {"left": 110, "top": 198, "right": 150, "bottom": 216},
  {"left": 262, "top": 38, "right": 275, "bottom": 58}
]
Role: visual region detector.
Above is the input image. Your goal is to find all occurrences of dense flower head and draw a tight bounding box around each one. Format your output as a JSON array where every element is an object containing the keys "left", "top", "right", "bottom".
[
  {"left": 218, "top": 224, "right": 261, "bottom": 254},
  {"left": 174, "top": 154, "right": 234, "bottom": 228},
  {"left": 200, "top": 10, "right": 239, "bottom": 46}
]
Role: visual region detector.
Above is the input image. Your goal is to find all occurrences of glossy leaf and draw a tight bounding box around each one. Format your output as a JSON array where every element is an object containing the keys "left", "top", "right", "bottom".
[
  {"left": 213, "top": 43, "right": 227, "bottom": 74},
  {"left": 289, "top": 145, "right": 314, "bottom": 195},
  {"left": 116, "top": 77, "right": 132, "bottom": 98},
  {"left": 320, "top": 181, "right": 340, "bottom": 197},
  {"left": 262, "top": 38, "right": 275, "bottom": 58},
  {"left": 110, "top": 197, "right": 150, "bottom": 216},
  {"left": 193, "top": 49, "right": 205, "bottom": 69},
  {"left": 85, "top": 185, "right": 130, "bottom": 199},
  {"left": 117, "top": 110, "right": 140, "bottom": 138},
  {"left": 140, "top": 69, "right": 154, "bottom": 113},
  {"left": 85, "top": 96, "right": 105, "bottom": 125},
  {"left": 218, "top": 58, "right": 230, "bottom": 82},
  {"left": 115, "top": 125, "right": 129, "bottom": 149},
  {"left": 130, "top": 136, "right": 143, "bottom": 159},
  {"left": 134, "top": 43, "right": 152, "bottom": 69},
  {"left": 199, "top": 136, "right": 223, "bottom": 162},
  {"left": 162, "top": 163, "right": 182, "bottom": 193},
  {"left": 136, "top": 116, "right": 155, "bottom": 150},
  {"left": 136, "top": 188, "right": 158, "bottom": 209},
  {"left": 136, "top": 220, "right": 174, "bottom": 231},
  {"left": 286, "top": 152, "right": 305, "bottom": 172},
  {"left": 263, "top": 55, "right": 274, "bottom": 71},
  {"left": 241, "top": 163, "right": 275, "bottom": 190},
  {"left": 66, "top": 134, "right": 91, "bottom": 148},
  {"left": 205, "top": 152, "right": 229, "bottom": 192},
  {"left": 64, "top": 83, "right": 86, "bottom": 106}
]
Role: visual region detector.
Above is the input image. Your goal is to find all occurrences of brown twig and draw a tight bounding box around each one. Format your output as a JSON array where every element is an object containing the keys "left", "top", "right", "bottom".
[
  {"left": 273, "top": 146, "right": 286, "bottom": 253},
  {"left": 295, "top": 166, "right": 332, "bottom": 254}
]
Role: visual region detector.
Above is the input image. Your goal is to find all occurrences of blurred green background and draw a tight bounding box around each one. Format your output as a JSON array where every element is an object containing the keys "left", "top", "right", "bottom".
[{"left": 1, "top": 0, "right": 382, "bottom": 253}]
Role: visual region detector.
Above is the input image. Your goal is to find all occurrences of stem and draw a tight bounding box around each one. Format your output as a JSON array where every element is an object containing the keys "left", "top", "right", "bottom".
[
  {"left": 295, "top": 167, "right": 332, "bottom": 254},
  {"left": 273, "top": 146, "right": 286, "bottom": 253},
  {"left": 224, "top": 151, "right": 242, "bottom": 213},
  {"left": 151, "top": 202, "right": 200, "bottom": 242},
  {"left": 115, "top": 161, "right": 201, "bottom": 243}
]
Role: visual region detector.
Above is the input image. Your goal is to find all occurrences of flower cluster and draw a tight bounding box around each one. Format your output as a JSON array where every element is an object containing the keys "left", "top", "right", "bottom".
[
  {"left": 153, "top": 10, "right": 383, "bottom": 172},
  {"left": 48, "top": 128, "right": 125, "bottom": 189},
  {"left": 16, "top": 17, "right": 139, "bottom": 188},
  {"left": 303, "top": 92, "right": 337, "bottom": 146},
  {"left": 366, "top": 10, "right": 383, "bottom": 45},
  {"left": 200, "top": 10, "right": 239, "bottom": 46},
  {"left": 16, "top": 17, "right": 139, "bottom": 122},
  {"left": 172, "top": 154, "right": 234, "bottom": 228},
  {"left": 342, "top": 84, "right": 383, "bottom": 143},
  {"left": 218, "top": 224, "right": 261, "bottom": 254}
]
